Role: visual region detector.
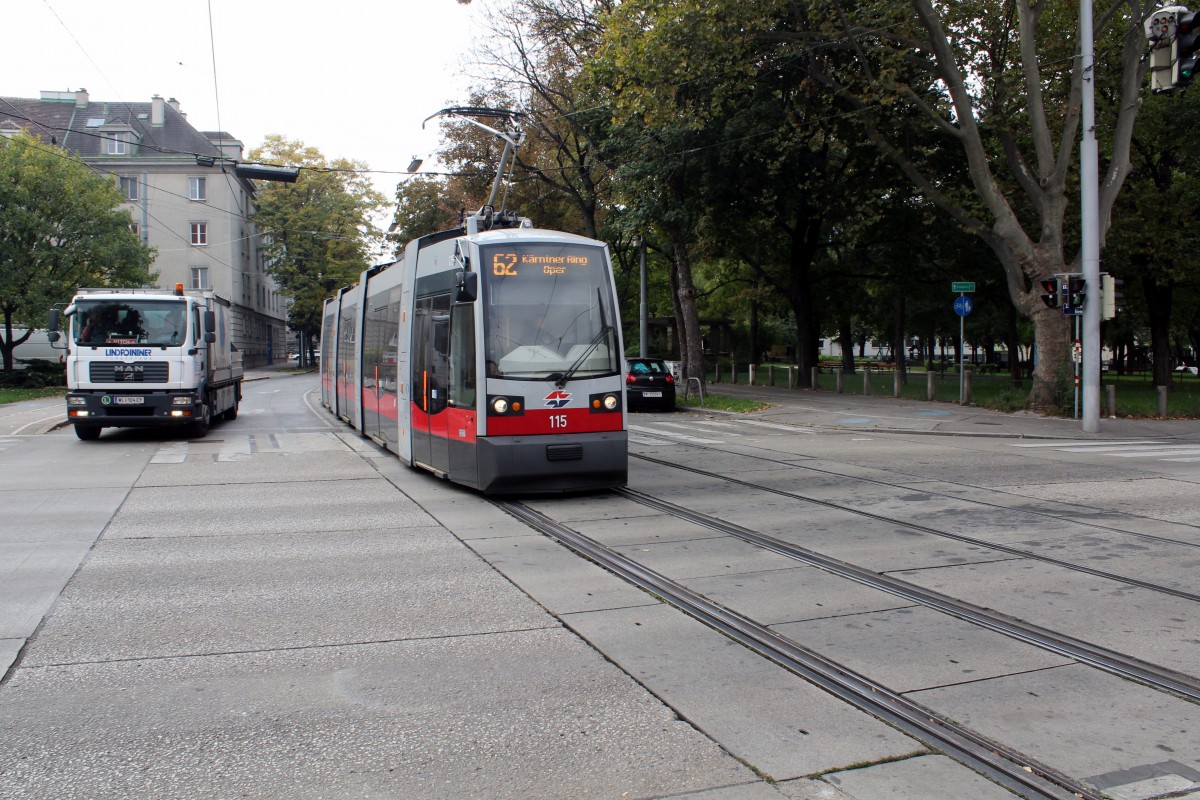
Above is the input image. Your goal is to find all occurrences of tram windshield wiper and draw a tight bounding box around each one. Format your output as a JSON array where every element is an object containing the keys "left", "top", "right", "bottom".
[{"left": 552, "top": 325, "right": 614, "bottom": 389}]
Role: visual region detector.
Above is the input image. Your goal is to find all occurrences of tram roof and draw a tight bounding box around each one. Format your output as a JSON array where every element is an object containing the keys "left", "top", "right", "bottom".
[{"left": 468, "top": 227, "right": 605, "bottom": 247}]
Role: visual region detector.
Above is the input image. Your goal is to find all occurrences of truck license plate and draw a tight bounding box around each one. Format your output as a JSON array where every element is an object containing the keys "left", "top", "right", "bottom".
[
  {"left": 643, "top": 391, "right": 662, "bottom": 398},
  {"left": 114, "top": 396, "right": 145, "bottom": 405}
]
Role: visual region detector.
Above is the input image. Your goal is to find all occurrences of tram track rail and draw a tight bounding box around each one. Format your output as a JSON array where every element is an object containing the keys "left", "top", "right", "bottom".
[
  {"left": 497, "top": 499, "right": 1099, "bottom": 800},
  {"left": 632, "top": 453, "right": 1200, "bottom": 605},
  {"left": 638, "top": 431, "right": 1200, "bottom": 546},
  {"left": 614, "top": 486, "right": 1200, "bottom": 704}
]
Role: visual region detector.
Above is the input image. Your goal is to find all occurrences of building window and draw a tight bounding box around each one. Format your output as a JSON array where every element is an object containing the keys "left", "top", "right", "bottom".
[
  {"left": 188, "top": 176, "right": 207, "bottom": 201},
  {"left": 119, "top": 176, "right": 139, "bottom": 201},
  {"left": 190, "top": 222, "right": 208, "bottom": 246},
  {"left": 107, "top": 132, "right": 129, "bottom": 155},
  {"left": 191, "top": 266, "right": 209, "bottom": 290}
]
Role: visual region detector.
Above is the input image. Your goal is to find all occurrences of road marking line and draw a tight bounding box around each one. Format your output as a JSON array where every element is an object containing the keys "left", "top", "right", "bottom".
[
  {"left": 734, "top": 419, "right": 804, "bottom": 432},
  {"left": 1009, "top": 440, "right": 1165, "bottom": 448},
  {"left": 1058, "top": 444, "right": 1195, "bottom": 453},
  {"left": 626, "top": 425, "right": 722, "bottom": 444},
  {"left": 654, "top": 421, "right": 741, "bottom": 435},
  {"left": 1108, "top": 449, "right": 1200, "bottom": 458},
  {"left": 629, "top": 435, "right": 672, "bottom": 445}
]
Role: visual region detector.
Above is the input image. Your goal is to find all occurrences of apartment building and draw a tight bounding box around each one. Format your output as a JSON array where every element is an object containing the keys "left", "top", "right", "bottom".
[{"left": 0, "top": 89, "right": 289, "bottom": 366}]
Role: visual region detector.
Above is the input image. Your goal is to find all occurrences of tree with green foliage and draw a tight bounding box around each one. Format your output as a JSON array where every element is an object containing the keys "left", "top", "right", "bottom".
[
  {"left": 387, "top": 176, "right": 460, "bottom": 253},
  {"left": 596, "top": 0, "right": 1157, "bottom": 407},
  {"left": 249, "top": 135, "right": 386, "bottom": 364},
  {"left": 800, "top": 0, "right": 1154, "bottom": 406},
  {"left": 1105, "top": 90, "right": 1200, "bottom": 387},
  {"left": 0, "top": 132, "right": 155, "bottom": 371}
]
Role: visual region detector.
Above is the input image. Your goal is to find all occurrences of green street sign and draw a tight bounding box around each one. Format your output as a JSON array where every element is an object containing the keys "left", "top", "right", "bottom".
[{"left": 951, "top": 281, "right": 976, "bottom": 293}]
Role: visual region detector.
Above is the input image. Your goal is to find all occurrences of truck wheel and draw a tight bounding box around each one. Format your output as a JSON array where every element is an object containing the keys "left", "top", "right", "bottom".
[
  {"left": 188, "top": 404, "right": 210, "bottom": 438},
  {"left": 74, "top": 425, "right": 102, "bottom": 441},
  {"left": 222, "top": 400, "right": 238, "bottom": 421}
]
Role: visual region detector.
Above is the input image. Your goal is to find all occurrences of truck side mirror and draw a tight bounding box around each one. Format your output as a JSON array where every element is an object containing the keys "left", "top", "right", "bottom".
[
  {"left": 203, "top": 310, "right": 216, "bottom": 344},
  {"left": 47, "top": 309, "right": 63, "bottom": 346}
]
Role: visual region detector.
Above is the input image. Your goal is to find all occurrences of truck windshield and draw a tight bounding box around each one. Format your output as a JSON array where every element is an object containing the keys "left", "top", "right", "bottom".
[
  {"left": 481, "top": 243, "right": 619, "bottom": 381},
  {"left": 74, "top": 300, "right": 187, "bottom": 347}
]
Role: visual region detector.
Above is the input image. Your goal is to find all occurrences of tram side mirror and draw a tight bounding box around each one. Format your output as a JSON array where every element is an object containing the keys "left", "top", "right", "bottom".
[
  {"left": 455, "top": 270, "right": 478, "bottom": 303},
  {"left": 203, "top": 310, "right": 216, "bottom": 344}
]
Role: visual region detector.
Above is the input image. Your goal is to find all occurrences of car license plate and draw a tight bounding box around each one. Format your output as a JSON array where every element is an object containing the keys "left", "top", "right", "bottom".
[
  {"left": 114, "top": 396, "right": 145, "bottom": 405},
  {"left": 643, "top": 391, "right": 662, "bottom": 398}
]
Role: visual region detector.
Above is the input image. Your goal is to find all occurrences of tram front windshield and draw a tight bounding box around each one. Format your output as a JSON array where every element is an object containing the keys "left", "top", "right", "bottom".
[{"left": 482, "top": 243, "right": 619, "bottom": 381}]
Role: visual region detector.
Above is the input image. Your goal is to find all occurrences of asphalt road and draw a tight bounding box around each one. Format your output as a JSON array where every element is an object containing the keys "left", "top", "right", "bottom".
[{"left": 2, "top": 372, "right": 1198, "bottom": 799}]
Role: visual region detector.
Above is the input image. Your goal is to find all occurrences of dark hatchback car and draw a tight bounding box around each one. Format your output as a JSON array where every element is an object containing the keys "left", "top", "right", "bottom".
[{"left": 625, "top": 358, "right": 676, "bottom": 410}]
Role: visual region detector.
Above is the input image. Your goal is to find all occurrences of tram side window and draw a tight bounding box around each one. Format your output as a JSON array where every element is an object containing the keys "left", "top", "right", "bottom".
[{"left": 449, "top": 305, "right": 476, "bottom": 408}]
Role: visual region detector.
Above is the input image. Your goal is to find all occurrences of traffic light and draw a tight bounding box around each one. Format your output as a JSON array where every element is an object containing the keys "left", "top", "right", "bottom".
[
  {"left": 1065, "top": 275, "right": 1086, "bottom": 314},
  {"left": 1039, "top": 279, "right": 1060, "bottom": 308},
  {"left": 1147, "top": 8, "right": 1180, "bottom": 91},
  {"left": 1177, "top": 12, "right": 1200, "bottom": 87},
  {"left": 1101, "top": 274, "right": 1124, "bottom": 320}
]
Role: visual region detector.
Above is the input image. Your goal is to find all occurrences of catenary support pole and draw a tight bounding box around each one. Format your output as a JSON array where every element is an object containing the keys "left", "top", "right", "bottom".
[{"left": 1080, "top": 0, "right": 1101, "bottom": 432}]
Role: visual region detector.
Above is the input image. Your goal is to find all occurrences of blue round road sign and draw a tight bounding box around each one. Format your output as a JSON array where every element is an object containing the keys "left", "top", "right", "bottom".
[{"left": 953, "top": 296, "right": 973, "bottom": 317}]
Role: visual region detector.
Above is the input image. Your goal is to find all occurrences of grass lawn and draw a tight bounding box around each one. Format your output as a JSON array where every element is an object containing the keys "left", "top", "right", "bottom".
[
  {"left": 0, "top": 387, "right": 66, "bottom": 405},
  {"left": 708, "top": 363, "right": 1200, "bottom": 419}
]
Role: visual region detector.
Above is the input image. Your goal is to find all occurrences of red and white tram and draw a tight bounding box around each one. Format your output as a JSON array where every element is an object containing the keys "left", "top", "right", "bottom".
[{"left": 320, "top": 219, "right": 628, "bottom": 494}]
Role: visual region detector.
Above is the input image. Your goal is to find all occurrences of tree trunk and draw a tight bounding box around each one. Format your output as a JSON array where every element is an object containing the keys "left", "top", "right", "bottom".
[
  {"left": 1006, "top": 301, "right": 1022, "bottom": 388},
  {"left": 666, "top": 226, "right": 704, "bottom": 384},
  {"left": 749, "top": 300, "right": 760, "bottom": 365},
  {"left": 1, "top": 314, "right": 35, "bottom": 373},
  {"left": 785, "top": 213, "right": 822, "bottom": 388},
  {"left": 1028, "top": 302, "right": 1071, "bottom": 406},
  {"left": 1142, "top": 275, "right": 1173, "bottom": 388},
  {"left": 838, "top": 316, "right": 855, "bottom": 373}
]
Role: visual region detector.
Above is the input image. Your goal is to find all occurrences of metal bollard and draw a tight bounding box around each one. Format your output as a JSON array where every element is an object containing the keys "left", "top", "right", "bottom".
[
  {"left": 788, "top": 366, "right": 795, "bottom": 389},
  {"left": 749, "top": 364, "right": 756, "bottom": 386},
  {"left": 1106, "top": 384, "right": 1116, "bottom": 418},
  {"left": 963, "top": 368, "right": 973, "bottom": 406},
  {"left": 811, "top": 366, "right": 819, "bottom": 390},
  {"left": 1158, "top": 385, "right": 1168, "bottom": 417},
  {"left": 715, "top": 363, "right": 721, "bottom": 384},
  {"left": 836, "top": 369, "right": 844, "bottom": 394},
  {"left": 769, "top": 365, "right": 776, "bottom": 387},
  {"left": 732, "top": 363, "right": 737, "bottom": 385},
  {"left": 894, "top": 369, "right": 902, "bottom": 398},
  {"left": 863, "top": 366, "right": 872, "bottom": 396},
  {"left": 927, "top": 370, "right": 936, "bottom": 401}
]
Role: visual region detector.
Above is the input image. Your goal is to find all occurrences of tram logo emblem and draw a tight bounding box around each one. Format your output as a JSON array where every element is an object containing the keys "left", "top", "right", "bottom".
[{"left": 544, "top": 390, "right": 572, "bottom": 408}]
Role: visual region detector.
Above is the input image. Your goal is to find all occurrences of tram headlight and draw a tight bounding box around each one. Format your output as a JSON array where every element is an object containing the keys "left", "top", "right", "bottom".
[
  {"left": 487, "top": 395, "right": 525, "bottom": 416},
  {"left": 589, "top": 391, "right": 621, "bottom": 413}
]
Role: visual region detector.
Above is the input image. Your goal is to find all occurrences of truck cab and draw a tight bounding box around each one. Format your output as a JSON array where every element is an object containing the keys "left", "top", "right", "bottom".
[{"left": 50, "top": 285, "right": 243, "bottom": 440}]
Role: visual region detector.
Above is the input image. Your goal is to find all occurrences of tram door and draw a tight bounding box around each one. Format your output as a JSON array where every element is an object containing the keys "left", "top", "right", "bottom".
[{"left": 411, "top": 293, "right": 452, "bottom": 473}]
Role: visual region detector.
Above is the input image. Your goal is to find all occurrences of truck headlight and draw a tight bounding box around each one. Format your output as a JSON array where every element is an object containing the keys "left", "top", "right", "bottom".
[
  {"left": 172, "top": 396, "right": 193, "bottom": 406},
  {"left": 67, "top": 397, "right": 86, "bottom": 406}
]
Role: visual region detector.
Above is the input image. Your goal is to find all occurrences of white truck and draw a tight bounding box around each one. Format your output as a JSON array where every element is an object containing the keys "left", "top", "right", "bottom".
[{"left": 48, "top": 284, "right": 243, "bottom": 440}]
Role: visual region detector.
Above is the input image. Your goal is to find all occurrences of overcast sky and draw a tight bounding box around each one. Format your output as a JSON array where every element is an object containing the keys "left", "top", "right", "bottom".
[{"left": 8, "top": 0, "right": 494, "bottom": 218}]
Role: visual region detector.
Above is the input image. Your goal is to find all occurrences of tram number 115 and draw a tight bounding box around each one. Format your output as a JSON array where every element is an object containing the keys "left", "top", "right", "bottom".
[{"left": 549, "top": 414, "right": 568, "bottom": 429}]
